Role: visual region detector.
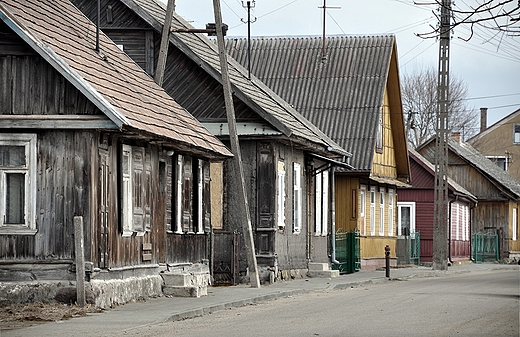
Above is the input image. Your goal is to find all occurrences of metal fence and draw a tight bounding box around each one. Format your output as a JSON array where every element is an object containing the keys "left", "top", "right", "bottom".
[
  {"left": 410, "top": 232, "right": 421, "bottom": 265},
  {"left": 332, "top": 229, "right": 360, "bottom": 274},
  {"left": 472, "top": 232, "right": 498, "bottom": 263}
]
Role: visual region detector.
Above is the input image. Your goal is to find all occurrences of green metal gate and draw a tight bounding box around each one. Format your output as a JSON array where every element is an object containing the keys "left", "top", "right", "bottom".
[
  {"left": 410, "top": 232, "right": 421, "bottom": 265},
  {"left": 472, "top": 232, "right": 498, "bottom": 263},
  {"left": 332, "top": 229, "right": 360, "bottom": 274}
]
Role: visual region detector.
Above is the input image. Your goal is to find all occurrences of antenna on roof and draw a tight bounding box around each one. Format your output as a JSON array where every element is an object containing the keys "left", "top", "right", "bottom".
[
  {"left": 318, "top": 0, "right": 340, "bottom": 62},
  {"left": 241, "top": 1, "right": 256, "bottom": 79},
  {"left": 96, "top": 0, "right": 100, "bottom": 52}
]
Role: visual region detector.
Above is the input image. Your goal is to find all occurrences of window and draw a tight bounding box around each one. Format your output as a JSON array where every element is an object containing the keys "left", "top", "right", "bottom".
[
  {"left": 513, "top": 208, "right": 517, "bottom": 241},
  {"left": 315, "top": 170, "right": 329, "bottom": 236},
  {"left": 514, "top": 124, "right": 520, "bottom": 144},
  {"left": 388, "top": 189, "right": 394, "bottom": 236},
  {"left": 370, "top": 187, "right": 376, "bottom": 236},
  {"left": 277, "top": 160, "right": 286, "bottom": 228},
  {"left": 121, "top": 145, "right": 151, "bottom": 237},
  {"left": 293, "top": 163, "right": 302, "bottom": 233},
  {"left": 486, "top": 156, "right": 509, "bottom": 171},
  {"left": 0, "top": 134, "right": 37, "bottom": 234},
  {"left": 360, "top": 186, "right": 366, "bottom": 236},
  {"left": 397, "top": 202, "right": 415, "bottom": 237},
  {"left": 379, "top": 188, "right": 385, "bottom": 236},
  {"left": 174, "top": 154, "right": 183, "bottom": 233},
  {"left": 376, "top": 108, "right": 383, "bottom": 153}
]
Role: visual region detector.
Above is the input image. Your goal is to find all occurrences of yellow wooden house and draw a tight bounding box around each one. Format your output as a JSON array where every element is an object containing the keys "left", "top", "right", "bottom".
[{"left": 227, "top": 35, "right": 411, "bottom": 270}]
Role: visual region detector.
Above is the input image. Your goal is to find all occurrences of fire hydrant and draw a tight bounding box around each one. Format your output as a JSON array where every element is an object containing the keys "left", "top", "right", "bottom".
[{"left": 385, "top": 245, "right": 391, "bottom": 278}]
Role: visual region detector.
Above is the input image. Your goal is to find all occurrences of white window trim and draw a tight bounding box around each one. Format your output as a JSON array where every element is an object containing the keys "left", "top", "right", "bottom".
[
  {"left": 370, "top": 187, "right": 376, "bottom": 236},
  {"left": 121, "top": 145, "right": 133, "bottom": 237},
  {"left": 0, "top": 134, "right": 37, "bottom": 235},
  {"left": 360, "top": 185, "right": 366, "bottom": 236},
  {"left": 388, "top": 189, "right": 394, "bottom": 236},
  {"left": 513, "top": 208, "right": 517, "bottom": 241},
  {"left": 397, "top": 202, "right": 416, "bottom": 238},
  {"left": 315, "top": 172, "right": 322, "bottom": 236},
  {"left": 277, "top": 160, "right": 286, "bottom": 228},
  {"left": 379, "top": 188, "right": 385, "bottom": 236},
  {"left": 293, "top": 163, "right": 302, "bottom": 234},
  {"left": 321, "top": 171, "right": 329, "bottom": 237}
]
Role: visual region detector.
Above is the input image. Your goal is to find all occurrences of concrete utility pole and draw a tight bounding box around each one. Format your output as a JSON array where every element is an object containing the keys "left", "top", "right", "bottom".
[
  {"left": 212, "top": 0, "right": 260, "bottom": 288},
  {"left": 154, "top": 0, "right": 175, "bottom": 86},
  {"left": 432, "top": 0, "right": 451, "bottom": 271}
]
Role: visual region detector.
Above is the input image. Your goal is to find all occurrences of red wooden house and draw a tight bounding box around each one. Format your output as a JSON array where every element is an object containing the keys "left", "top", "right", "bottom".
[{"left": 397, "top": 149, "right": 477, "bottom": 264}]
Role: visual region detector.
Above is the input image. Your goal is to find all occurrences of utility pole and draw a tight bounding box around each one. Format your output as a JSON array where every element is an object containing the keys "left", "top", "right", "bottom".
[
  {"left": 212, "top": 0, "right": 260, "bottom": 288},
  {"left": 241, "top": 1, "right": 256, "bottom": 79},
  {"left": 432, "top": 0, "right": 451, "bottom": 271},
  {"left": 155, "top": 0, "right": 175, "bottom": 86}
]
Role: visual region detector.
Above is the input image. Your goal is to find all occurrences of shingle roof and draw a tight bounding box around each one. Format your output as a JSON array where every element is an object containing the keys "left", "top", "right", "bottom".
[
  {"left": 0, "top": 0, "right": 231, "bottom": 158},
  {"left": 121, "top": 0, "right": 349, "bottom": 158},
  {"left": 225, "top": 35, "right": 397, "bottom": 171},
  {"left": 447, "top": 139, "right": 520, "bottom": 198}
]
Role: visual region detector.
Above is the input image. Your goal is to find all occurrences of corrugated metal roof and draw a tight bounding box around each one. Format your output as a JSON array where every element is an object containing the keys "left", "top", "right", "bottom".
[
  {"left": 0, "top": 0, "right": 231, "bottom": 158},
  {"left": 225, "top": 35, "right": 396, "bottom": 171},
  {"left": 122, "top": 0, "right": 349, "bottom": 158}
]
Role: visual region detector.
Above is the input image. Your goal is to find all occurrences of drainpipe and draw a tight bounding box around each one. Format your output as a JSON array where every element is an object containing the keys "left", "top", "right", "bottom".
[{"left": 330, "top": 167, "right": 340, "bottom": 264}]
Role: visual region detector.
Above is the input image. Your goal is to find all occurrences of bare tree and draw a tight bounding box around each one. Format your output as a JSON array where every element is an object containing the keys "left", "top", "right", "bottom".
[
  {"left": 402, "top": 66, "right": 479, "bottom": 148},
  {"left": 416, "top": 0, "right": 520, "bottom": 40}
]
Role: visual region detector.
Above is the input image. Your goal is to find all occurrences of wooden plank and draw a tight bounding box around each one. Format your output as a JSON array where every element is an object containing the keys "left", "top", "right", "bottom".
[{"left": 0, "top": 115, "right": 118, "bottom": 129}]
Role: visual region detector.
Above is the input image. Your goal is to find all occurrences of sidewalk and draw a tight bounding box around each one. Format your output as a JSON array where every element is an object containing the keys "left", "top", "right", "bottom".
[{"left": 2, "top": 263, "right": 518, "bottom": 337}]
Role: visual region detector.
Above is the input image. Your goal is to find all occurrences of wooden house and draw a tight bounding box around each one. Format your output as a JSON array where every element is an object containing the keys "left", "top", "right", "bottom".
[
  {"left": 468, "top": 108, "right": 520, "bottom": 183},
  {"left": 418, "top": 133, "right": 520, "bottom": 259},
  {"left": 397, "top": 149, "right": 477, "bottom": 264},
  {"left": 70, "top": 0, "right": 352, "bottom": 284},
  {"left": 0, "top": 0, "right": 232, "bottom": 306},
  {"left": 226, "top": 35, "right": 411, "bottom": 270}
]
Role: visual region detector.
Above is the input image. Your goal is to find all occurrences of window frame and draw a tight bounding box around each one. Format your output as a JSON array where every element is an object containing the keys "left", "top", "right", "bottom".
[
  {"left": 370, "top": 187, "right": 376, "bottom": 236},
  {"left": 0, "top": 134, "right": 37, "bottom": 235},
  {"left": 360, "top": 185, "right": 366, "bottom": 236},
  {"left": 276, "top": 160, "right": 286, "bottom": 229},
  {"left": 379, "top": 187, "right": 385, "bottom": 236},
  {"left": 514, "top": 124, "right": 520, "bottom": 144},
  {"left": 397, "top": 202, "right": 416, "bottom": 237},
  {"left": 293, "top": 162, "right": 302, "bottom": 234},
  {"left": 388, "top": 188, "right": 394, "bottom": 236}
]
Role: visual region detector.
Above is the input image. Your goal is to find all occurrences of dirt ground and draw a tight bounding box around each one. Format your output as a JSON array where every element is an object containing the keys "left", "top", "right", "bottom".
[{"left": 0, "top": 302, "right": 104, "bottom": 331}]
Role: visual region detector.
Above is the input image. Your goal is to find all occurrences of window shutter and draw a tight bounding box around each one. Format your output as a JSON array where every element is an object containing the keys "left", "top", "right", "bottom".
[
  {"left": 322, "top": 171, "right": 329, "bottom": 236},
  {"left": 165, "top": 156, "right": 173, "bottom": 233},
  {"left": 182, "top": 156, "right": 193, "bottom": 233},
  {"left": 121, "top": 145, "right": 133, "bottom": 236},
  {"left": 144, "top": 150, "right": 152, "bottom": 232},
  {"left": 132, "top": 147, "right": 145, "bottom": 233},
  {"left": 203, "top": 160, "right": 211, "bottom": 233},
  {"left": 315, "top": 172, "right": 322, "bottom": 236}
]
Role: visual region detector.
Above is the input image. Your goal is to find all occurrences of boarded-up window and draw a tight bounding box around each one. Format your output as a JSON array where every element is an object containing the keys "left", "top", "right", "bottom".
[
  {"left": 293, "top": 163, "right": 302, "bottom": 234},
  {"left": 0, "top": 134, "right": 37, "bottom": 234}
]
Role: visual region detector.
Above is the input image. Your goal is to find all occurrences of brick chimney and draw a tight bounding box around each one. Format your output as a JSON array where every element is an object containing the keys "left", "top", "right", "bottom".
[
  {"left": 451, "top": 132, "right": 462, "bottom": 143},
  {"left": 480, "top": 107, "right": 488, "bottom": 132}
]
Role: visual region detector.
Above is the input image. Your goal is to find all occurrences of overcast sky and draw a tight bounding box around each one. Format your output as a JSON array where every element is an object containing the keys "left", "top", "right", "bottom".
[{"left": 173, "top": 0, "right": 520, "bottom": 128}]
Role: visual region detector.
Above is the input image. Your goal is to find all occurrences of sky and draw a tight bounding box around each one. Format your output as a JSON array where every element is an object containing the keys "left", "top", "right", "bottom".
[{"left": 172, "top": 0, "right": 520, "bottom": 129}]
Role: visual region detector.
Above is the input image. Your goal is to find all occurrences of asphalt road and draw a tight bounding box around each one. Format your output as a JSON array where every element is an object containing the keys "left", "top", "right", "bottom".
[{"left": 110, "top": 269, "right": 519, "bottom": 337}]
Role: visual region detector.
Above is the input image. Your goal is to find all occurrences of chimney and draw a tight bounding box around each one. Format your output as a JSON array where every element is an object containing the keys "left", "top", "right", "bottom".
[
  {"left": 480, "top": 107, "right": 488, "bottom": 132},
  {"left": 451, "top": 132, "right": 462, "bottom": 143}
]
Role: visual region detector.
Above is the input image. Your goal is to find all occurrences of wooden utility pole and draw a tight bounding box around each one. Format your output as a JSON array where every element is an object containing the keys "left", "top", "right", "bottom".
[
  {"left": 432, "top": 0, "right": 451, "bottom": 271},
  {"left": 154, "top": 0, "right": 175, "bottom": 86},
  {"left": 212, "top": 0, "right": 260, "bottom": 288}
]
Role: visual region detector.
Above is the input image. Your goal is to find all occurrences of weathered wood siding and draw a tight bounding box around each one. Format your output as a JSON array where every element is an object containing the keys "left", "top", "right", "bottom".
[{"left": 334, "top": 175, "right": 359, "bottom": 233}]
